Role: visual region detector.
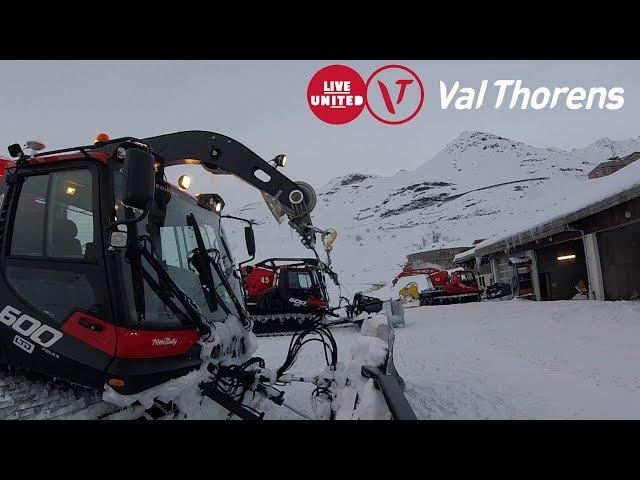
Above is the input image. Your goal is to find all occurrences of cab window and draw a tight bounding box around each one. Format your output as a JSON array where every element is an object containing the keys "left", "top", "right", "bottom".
[
  {"left": 10, "top": 174, "right": 48, "bottom": 256},
  {"left": 10, "top": 170, "right": 95, "bottom": 260},
  {"left": 289, "top": 271, "right": 313, "bottom": 289},
  {"left": 460, "top": 272, "right": 476, "bottom": 283}
]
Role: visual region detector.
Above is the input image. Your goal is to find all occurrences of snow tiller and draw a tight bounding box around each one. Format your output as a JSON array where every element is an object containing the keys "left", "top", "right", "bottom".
[{"left": 0, "top": 131, "right": 414, "bottom": 420}]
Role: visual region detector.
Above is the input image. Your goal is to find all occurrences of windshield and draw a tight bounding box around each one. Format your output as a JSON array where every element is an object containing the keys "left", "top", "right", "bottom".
[
  {"left": 460, "top": 271, "right": 477, "bottom": 284},
  {"left": 114, "top": 170, "right": 243, "bottom": 328}
]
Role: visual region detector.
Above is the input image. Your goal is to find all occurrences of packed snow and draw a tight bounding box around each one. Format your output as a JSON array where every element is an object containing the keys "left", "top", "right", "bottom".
[{"left": 257, "top": 299, "right": 640, "bottom": 420}]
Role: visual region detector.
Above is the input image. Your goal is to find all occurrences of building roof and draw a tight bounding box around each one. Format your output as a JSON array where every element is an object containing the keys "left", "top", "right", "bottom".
[
  {"left": 455, "top": 160, "right": 640, "bottom": 263},
  {"left": 408, "top": 246, "right": 471, "bottom": 256}
]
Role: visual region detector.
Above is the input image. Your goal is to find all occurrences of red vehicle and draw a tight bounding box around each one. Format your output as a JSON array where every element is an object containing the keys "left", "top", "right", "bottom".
[
  {"left": 392, "top": 266, "right": 481, "bottom": 305},
  {"left": 242, "top": 258, "right": 337, "bottom": 334}
]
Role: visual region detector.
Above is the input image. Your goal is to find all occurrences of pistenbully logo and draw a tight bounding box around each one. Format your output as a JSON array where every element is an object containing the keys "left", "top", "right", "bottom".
[{"left": 152, "top": 337, "right": 178, "bottom": 346}]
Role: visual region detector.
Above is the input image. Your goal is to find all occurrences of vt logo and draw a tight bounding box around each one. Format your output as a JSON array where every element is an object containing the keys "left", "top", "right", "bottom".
[
  {"left": 377, "top": 79, "right": 415, "bottom": 115},
  {"left": 366, "top": 65, "right": 424, "bottom": 125}
]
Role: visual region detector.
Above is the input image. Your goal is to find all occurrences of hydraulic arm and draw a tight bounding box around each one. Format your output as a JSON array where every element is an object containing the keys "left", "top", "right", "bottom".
[{"left": 99, "top": 131, "right": 319, "bottom": 249}]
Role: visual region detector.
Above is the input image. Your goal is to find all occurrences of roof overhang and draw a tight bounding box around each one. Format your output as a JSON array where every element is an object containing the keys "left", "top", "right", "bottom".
[{"left": 455, "top": 182, "right": 640, "bottom": 264}]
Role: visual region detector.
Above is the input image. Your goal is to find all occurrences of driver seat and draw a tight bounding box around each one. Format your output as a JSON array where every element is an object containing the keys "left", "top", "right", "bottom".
[{"left": 49, "top": 218, "right": 82, "bottom": 258}]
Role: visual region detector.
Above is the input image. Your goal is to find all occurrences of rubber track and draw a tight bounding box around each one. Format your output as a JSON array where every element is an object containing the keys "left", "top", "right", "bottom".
[
  {"left": 250, "top": 313, "right": 320, "bottom": 336},
  {"left": 0, "top": 366, "right": 122, "bottom": 420},
  {"left": 253, "top": 316, "right": 359, "bottom": 337}
]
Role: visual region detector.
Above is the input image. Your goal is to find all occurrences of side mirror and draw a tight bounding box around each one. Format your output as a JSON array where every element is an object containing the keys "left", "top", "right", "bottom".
[
  {"left": 109, "top": 224, "right": 128, "bottom": 249},
  {"left": 110, "top": 230, "right": 128, "bottom": 249},
  {"left": 122, "top": 148, "right": 155, "bottom": 211},
  {"left": 244, "top": 226, "right": 256, "bottom": 258}
]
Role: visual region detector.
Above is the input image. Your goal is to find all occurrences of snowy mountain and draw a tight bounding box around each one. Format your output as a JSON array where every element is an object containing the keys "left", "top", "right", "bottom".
[{"left": 225, "top": 131, "right": 640, "bottom": 298}]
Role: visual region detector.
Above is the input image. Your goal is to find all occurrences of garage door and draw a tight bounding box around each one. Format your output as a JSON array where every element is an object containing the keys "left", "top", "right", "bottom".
[
  {"left": 598, "top": 221, "right": 640, "bottom": 300},
  {"left": 535, "top": 239, "right": 587, "bottom": 300}
]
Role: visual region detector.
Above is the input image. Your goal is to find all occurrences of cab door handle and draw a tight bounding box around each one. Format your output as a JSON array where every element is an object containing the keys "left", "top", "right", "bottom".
[{"left": 78, "top": 318, "right": 103, "bottom": 332}]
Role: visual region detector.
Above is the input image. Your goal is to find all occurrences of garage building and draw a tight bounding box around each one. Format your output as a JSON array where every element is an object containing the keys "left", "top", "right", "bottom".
[{"left": 454, "top": 164, "right": 640, "bottom": 301}]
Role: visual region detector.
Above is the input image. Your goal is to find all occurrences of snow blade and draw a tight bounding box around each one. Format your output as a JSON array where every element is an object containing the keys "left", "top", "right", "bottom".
[
  {"left": 383, "top": 311, "right": 404, "bottom": 387},
  {"left": 347, "top": 293, "right": 384, "bottom": 318},
  {"left": 361, "top": 366, "right": 416, "bottom": 420},
  {"left": 334, "top": 312, "right": 416, "bottom": 420}
]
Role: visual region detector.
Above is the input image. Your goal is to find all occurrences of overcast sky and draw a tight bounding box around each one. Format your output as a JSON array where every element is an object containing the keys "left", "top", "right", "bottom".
[{"left": 1, "top": 60, "right": 638, "bottom": 209}]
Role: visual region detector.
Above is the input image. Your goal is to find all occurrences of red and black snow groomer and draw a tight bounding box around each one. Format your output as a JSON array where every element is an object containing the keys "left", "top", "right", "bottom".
[
  {"left": 0, "top": 131, "right": 319, "bottom": 417},
  {"left": 242, "top": 258, "right": 340, "bottom": 334},
  {"left": 392, "top": 266, "right": 481, "bottom": 306}
]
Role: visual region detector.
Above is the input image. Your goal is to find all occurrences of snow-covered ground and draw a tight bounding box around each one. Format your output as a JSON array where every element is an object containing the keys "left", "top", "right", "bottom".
[{"left": 257, "top": 299, "right": 640, "bottom": 420}]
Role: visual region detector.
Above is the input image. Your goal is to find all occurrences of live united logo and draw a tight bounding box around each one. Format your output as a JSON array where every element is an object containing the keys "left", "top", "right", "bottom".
[{"left": 309, "top": 81, "right": 365, "bottom": 109}]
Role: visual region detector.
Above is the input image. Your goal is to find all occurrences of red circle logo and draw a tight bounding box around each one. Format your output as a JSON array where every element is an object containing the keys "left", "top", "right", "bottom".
[
  {"left": 307, "top": 65, "right": 366, "bottom": 125},
  {"left": 365, "top": 65, "right": 424, "bottom": 125}
]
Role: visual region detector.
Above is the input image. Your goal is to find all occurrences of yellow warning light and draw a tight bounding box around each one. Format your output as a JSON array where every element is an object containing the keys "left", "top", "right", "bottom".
[
  {"left": 94, "top": 132, "right": 110, "bottom": 144},
  {"left": 66, "top": 186, "right": 76, "bottom": 196}
]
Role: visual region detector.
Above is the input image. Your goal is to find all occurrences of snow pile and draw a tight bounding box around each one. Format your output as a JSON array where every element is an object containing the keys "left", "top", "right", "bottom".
[
  {"left": 334, "top": 314, "right": 392, "bottom": 420},
  {"left": 104, "top": 368, "right": 204, "bottom": 408},
  {"left": 103, "top": 360, "right": 266, "bottom": 420},
  {"left": 200, "top": 315, "right": 258, "bottom": 361}
]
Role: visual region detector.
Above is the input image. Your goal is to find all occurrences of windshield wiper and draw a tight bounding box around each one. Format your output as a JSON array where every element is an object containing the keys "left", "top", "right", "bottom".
[
  {"left": 184, "top": 229, "right": 218, "bottom": 314},
  {"left": 128, "top": 238, "right": 212, "bottom": 336},
  {"left": 187, "top": 213, "right": 251, "bottom": 328}
]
